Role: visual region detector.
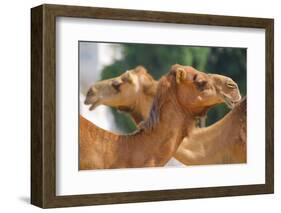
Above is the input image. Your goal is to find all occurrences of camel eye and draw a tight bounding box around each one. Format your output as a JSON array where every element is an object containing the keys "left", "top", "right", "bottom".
[
  {"left": 112, "top": 80, "right": 122, "bottom": 91},
  {"left": 226, "top": 82, "right": 237, "bottom": 89},
  {"left": 195, "top": 80, "right": 207, "bottom": 91},
  {"left": 193, "top": 74, "right": 198, "bottom": 81}
]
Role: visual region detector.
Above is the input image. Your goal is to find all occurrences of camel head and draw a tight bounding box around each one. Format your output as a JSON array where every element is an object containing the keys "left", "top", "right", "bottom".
[
  {"left": 84, "top": 66, "right": 157, "bottom": 111},
  {"left": 168, "top": 64, "right": 226, "bottom": 117},
  {"left": 209, "top": 74, "right": 241, "bottom": 109}
]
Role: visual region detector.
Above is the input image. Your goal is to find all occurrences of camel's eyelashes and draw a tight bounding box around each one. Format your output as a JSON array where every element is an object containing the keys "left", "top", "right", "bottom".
[
  {"left": 226, "top": 82, "right": 237, "bottom": 89},
  {"left": 111, "top": 80, "right": 122, "bottom": 91},
  {"left": 193, "top": 74, "right": 198, "bottom": 81},
  {"left": 87, "top": 89, "right": 95, "bottom": 97},
  {"left": 195, "top": 80, "right": 208, "bottom": 91}
]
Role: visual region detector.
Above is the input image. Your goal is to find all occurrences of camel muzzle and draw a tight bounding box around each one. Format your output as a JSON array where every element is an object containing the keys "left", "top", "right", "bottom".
[{"left": 84, "top": 89, "right": 100, "bottom": 110}]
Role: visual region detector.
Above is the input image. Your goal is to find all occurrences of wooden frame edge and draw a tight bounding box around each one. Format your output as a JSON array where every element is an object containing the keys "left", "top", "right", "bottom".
[
  {"left": 31, "top": 4, "right": 274, "bottom": 208},
  {"left": 265, "top": 19, "right": 274, "bottom": 194},
  {"left": 31, "top": 5, "right": 44, "bottom": 208}
]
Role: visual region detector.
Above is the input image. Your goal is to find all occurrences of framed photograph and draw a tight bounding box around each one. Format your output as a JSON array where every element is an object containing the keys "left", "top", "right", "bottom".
[{"left": 31, "top": 4, "right": 274, "bottom": 208}]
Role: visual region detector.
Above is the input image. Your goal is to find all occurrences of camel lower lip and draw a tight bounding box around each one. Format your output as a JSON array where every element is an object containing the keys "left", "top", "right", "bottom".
[
  {"left": 84, "top": 99, "right": 91, "bottom": 105},
  {"left": 84, "top": 97, "right": 99, "bottom": 110},
  {"left": 89, "top": 105, "right": 95, "bottom": 110},
  {"left": 225, "top": 99, "right": 235, "bottom": 109},
  {"left": 89, "top": 102, "right": 99, "bottom": 110}
]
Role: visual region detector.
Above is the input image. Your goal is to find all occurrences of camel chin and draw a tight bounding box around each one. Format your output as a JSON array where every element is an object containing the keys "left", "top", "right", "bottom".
[
  {"left": 224, "top": 96, "right": 241, "bottom": 109},
  {"left": 84, "top": 98, "right": 100, "bottom": 111},
  {"left": 84, "top": 96, "right": 100, "bottom": 111},
  {"left": 225, "top": 100, "right": 235, "bottom": 109},
  {"left": 89, "top": 102, "right": 100, "bottom": 111}
]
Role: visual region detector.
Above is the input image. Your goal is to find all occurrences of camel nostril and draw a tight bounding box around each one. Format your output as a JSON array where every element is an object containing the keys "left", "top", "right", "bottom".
[
  {"left": 84, "top": 99, "right": 89, "bottom": 105},
  {"left": 87, "top": 89, "right": 95, "bottom": 97}
]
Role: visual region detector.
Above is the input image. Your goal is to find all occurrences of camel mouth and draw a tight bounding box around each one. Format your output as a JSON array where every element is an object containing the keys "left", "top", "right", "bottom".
[
  {"left": 225, "top": 100, "right": 236, "bottom": 109},
  {"left": 225, "top": 97, "right": 241, "bottom": 109},
  {"left": 221, "top": 93, "right": 241, "bottom": 109},
  {"left": 89, "top": 103, "right": 99, "bottom": 111},
  {"left": 84, "top": 97, "right": 100, "bottom": 111},
  {"left": 88, "top": 100, "right": 100, "bottom": 111}
]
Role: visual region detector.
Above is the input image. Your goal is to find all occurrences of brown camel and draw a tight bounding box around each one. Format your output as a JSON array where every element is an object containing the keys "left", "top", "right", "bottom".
[
  {"left": 84, "top": 66, "right": 246, "bottom": 165},
  {"left": 80, "top": 65, "right": 226, "bottom": 169}
]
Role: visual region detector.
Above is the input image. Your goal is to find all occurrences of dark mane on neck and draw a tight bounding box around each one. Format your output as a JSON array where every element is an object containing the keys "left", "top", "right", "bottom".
[{"left": 139, "top": 73, "right": 176, "bottom": 131}]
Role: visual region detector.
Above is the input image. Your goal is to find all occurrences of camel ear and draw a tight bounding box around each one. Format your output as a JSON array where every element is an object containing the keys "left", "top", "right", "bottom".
[
  {"left": 176, "top": 67, "right": 187, "bottom": 84},
  {"left": 135, "top": 65, "right": 147, "bottom": 73},
  {"left": 127, "top": 72, "right": 134, "bottom": 83},
  {"left": 122, "top": 71, "right": 134, "bottom": 83}
]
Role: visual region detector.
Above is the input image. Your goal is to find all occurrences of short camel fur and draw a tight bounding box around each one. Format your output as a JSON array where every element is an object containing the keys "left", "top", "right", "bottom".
[
  {"left": 85, "top": 65, "right": 246, "bottom": 165},
  {"left": 80, "top": 65, "right": 225, "bottom": 169}
]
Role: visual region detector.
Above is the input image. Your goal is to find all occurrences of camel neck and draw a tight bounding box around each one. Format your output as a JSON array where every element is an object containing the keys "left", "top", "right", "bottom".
[
  {"left": 116, "top": 94, "right": 153, "bottom": 124},
  {"left": 131, "top": 80, "right": 158, "bottom": 123},
  {"left": 127, "top": 98, "right": 195, "bottom": 167},
  {"left": 133, "top": 94, "right": 154, "bottom": 122}
]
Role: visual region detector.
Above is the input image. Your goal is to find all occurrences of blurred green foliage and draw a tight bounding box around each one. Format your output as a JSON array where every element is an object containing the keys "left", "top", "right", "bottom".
[{"left": 101, "top": 43, "right": 246, "bottom": 133}]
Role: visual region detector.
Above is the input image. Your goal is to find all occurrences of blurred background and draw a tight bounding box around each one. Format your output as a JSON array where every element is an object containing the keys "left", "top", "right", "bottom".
[{"left": 79, "top": 42, "right": 246, "bottom": 134}]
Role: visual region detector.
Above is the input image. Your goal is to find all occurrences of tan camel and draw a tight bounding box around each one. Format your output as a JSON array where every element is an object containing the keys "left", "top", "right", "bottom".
[
  {"left": 80, "top": 65, "right": 226, "bottom": 169},
  {"left": 175, "top": 97, "right": 246, "bottom": 165},
  {"left": 84, "top": 66, "right": 246, "bottom": 165},
  {"left": 85, "top": 66, "right": 157, "bottom": 124}
]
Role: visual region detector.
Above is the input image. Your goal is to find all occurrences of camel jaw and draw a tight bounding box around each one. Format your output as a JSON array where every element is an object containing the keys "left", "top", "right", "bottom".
[
  {"left": 89, "top": 102, "right": 100, "bottom": 111},
  {"left": 84, "top": 97, "right": 100, "bottom": 111},
  {"left": 224, "top": 96, "right": 241, "bottom": 109},
  {"left": 225, "top": 100, "right": 236, "bottom": 109}
]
